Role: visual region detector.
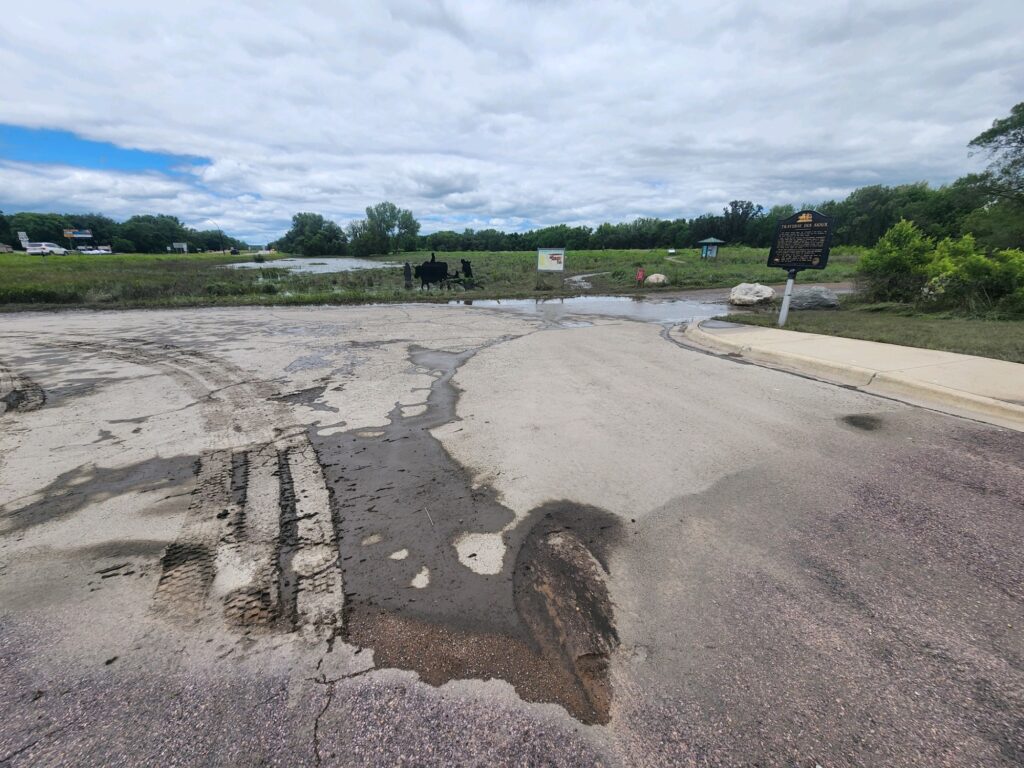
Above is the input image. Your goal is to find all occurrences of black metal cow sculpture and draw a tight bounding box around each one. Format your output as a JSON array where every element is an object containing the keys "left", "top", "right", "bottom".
[{"left": 414, "top": 259, "right": 451, "bottom": 289}]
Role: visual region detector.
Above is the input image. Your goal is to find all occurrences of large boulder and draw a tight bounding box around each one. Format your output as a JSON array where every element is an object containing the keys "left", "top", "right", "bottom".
[
  {"left": 729, "top": 283, "right": 775, "bottom": 305},
  {"left": 789, "top": 286, "right": 840, "bottom": 310},
  {"left": 645, "top": 273, "right": 668, "bottom": 285}
]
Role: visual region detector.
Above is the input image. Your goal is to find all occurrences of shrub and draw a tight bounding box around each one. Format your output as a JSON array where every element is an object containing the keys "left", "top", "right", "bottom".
[
  {"left": 204, "top": 282, "right": 234, "bottom": 296},
  {"left": 856, "top": 219, "right": 933, "bottom": 302},
  {"left": 926, "top": 242, "right": 1024, "bottom": 313},
  {"left": 858, "top": 221, "right": 1024, "bottom": 316}
]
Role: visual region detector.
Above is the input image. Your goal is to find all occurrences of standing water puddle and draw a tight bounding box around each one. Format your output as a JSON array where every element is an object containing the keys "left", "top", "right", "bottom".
[
  {"left": 228, "top": 257, "right": 400, "bottom": 273},
  {"left": 450, "top": 294, "right": 735, "bottom": 324}
]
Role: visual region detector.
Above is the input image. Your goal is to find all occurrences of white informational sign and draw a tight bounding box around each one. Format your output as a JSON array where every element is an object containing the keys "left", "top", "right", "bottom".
[
  {"left": 701, "top": 244, "right": 718, "bottom": 259},
  {"left": 537, "top": 247, "right": 566, "bottom": 272},
  {"left": 172, "top": 242, "right": 188, "bottom": 253}
]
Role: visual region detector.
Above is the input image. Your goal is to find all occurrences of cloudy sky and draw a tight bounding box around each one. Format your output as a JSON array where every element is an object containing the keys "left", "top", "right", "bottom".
[{"left": 1, "top": 0, "right": 1022, "bottom": 242}]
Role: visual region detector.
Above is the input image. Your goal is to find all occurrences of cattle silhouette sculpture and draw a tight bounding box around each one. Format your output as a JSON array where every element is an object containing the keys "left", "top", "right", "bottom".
[{"left": 414, "top": 259, "right": 451, "bottom": 289}]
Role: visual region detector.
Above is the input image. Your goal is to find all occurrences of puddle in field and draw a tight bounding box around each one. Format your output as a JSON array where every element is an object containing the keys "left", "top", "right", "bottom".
[
  {"left": 227, "top": 257, "right": 400, "bottom": 273},
  {"left": 450, "top": 294, "right": 735, "bottom": 325}
]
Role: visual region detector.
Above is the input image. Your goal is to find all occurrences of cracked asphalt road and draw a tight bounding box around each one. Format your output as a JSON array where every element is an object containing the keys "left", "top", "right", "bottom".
[{"left": 1, "top": 304, "right": 1021, "bottom": 767}]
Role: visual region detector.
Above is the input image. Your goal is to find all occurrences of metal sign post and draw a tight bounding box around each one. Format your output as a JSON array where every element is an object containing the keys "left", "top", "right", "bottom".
[
  {"left": 777, "top": 269, "right": 798, "bottom": 327},
  {"left": 766, "top": 210, "right": 834, "bottom": 328}
]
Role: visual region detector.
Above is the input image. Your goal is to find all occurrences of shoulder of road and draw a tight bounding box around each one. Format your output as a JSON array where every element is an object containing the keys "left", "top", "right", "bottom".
[{"left": 679, "top": 320, "right": 1024, "bottom": 432}]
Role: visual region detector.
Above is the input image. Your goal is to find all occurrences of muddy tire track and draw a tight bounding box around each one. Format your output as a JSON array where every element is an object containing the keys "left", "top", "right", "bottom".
[
  {"left": 46, "top": 337, "right": 278, "bottom": 438},
  {"left": 0, "top": 362, "right": 45, "bottom": 416},
  {"left": 154, "top": 435, "right": 344, "bottom": 638}
]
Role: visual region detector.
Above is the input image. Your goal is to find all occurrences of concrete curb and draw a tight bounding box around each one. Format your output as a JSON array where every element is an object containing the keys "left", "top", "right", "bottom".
[{"left": 684, "top": 321, "right": 1024, "bottom": 432}]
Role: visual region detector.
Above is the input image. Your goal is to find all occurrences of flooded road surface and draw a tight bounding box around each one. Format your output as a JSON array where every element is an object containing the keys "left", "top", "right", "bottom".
[
  {"left": 229, "top": 256, "right": 400, "bottom": 273},
  {"left": 452, "top": 293, "right": 735, "bottom": 324}
]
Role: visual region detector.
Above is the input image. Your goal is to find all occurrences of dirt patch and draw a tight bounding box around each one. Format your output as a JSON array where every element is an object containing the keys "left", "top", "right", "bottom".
[{"left": 513, "top": 502, "right": 623, "bottom": 723}]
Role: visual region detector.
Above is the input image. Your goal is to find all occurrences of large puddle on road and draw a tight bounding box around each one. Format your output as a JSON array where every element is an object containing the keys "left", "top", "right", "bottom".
[
  {"left": 451, "top": 294, "right": 734, "bottom": 325},
  {"left": 228, "top": 257, "right": 401, "bottom": 273}
]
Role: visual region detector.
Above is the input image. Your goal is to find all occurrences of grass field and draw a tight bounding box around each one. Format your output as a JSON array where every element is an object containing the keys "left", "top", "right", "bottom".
[
  {"left": 0, "top": 246, "right": 862, "bottom": 310},
  {"left": 727, "top": 303, "right": 1024, "bottom": 363},
  {"left": 388, "top": 246, "right": 862, "bottom": 294}
]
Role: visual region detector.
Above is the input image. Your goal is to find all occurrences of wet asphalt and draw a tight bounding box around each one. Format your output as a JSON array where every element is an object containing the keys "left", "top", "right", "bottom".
[{"left": 0, "top": 304, "right": 1021, "bottom": 767}]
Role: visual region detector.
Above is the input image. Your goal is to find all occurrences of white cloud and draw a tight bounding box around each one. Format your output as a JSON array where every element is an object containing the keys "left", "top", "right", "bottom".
[{"left": 1, "top": 0, "right": 1022, "bottom": 241}]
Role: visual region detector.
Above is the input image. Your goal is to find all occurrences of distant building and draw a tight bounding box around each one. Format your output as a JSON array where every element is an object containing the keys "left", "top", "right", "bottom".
[{"left": 0, "top": 244, "right": 13, "bottom": 253}]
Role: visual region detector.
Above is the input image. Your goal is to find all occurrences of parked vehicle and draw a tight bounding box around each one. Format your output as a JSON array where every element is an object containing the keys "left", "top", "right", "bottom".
[{"left": 24, "top": 242, "right": 68, "bottom": 255}]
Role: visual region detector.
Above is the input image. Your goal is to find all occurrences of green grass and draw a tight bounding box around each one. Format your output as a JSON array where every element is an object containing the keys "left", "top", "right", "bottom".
[
  {"left": 0, "top": 246, "right": 861, "bottom": 310},
  {"left": 726, "top": 302, "right": 1024, "bottom": 363},
  {"left": 384, "top": 246, "right": 861, "bottom": 294}
]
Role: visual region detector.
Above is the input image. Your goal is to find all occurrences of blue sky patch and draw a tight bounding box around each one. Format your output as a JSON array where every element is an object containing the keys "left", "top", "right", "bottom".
[{"left": 0, "top": 124, "right": 207, "bottom": 173}]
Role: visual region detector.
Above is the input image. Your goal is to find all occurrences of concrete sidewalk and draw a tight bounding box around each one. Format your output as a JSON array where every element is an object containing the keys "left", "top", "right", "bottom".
[{"left": 681, "top": 320, "right": 1024, "bottom": 431}]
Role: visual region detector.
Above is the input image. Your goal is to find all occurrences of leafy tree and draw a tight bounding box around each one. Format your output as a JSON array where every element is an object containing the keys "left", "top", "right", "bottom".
[
  {"left": 273, "top": 213, "right": 347, "bottom": 256},
  {"left": 688, "top": 213, "right": 725, "bottom": 245},
  {"left": 361, "top": 201, "right": 420, "bottom": 254},
  {"left": 396, "top": 209, "right": 421, "bottom": 251},
  {"left": 8, "top": 212, "right": 69, "bottom": 245},
  {"left": 960, "top": 200, "right": 1024, "bottom": 250},
  {"left": 111, "top": 237, "right": 135, "bottom": 253},
  {"left": 721, "top": 200, "right": 764, "bottom": 244},
  {"left": 0, "top": 210, "right": 13, "bottom": 247},
  {"left": 969, "top": 102, "right": 1024, "bottom": 205},
  {"left": 346, "top": 219, "right": 386, "bottom": 257},
  {"left": 120, "top": 215, "right": 189, "bottom": 253},
  {"left": 365, "top": 202, "right": 401, "bottom": 253}
]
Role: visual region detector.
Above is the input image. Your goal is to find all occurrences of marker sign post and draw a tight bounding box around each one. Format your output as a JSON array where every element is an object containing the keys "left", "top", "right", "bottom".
[
  {"left": 767, "top": 210, "right": 834, "bottom": 327},
  {"left": 537, "top": 248, "right": 565, "bottom": 272}
]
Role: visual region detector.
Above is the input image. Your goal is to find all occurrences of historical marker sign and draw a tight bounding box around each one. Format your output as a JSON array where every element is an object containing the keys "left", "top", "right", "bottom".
[{"left": 767, "top": 210, "right": 833, "bottom": 271}]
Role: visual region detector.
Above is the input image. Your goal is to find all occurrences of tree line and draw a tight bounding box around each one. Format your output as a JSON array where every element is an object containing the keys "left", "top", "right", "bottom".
[
  {"left": 273, "top": 175, "right": 1019, "bottom": 259},
  {"left": 0, "top": 211, "right": 248, "bottom": 253}
]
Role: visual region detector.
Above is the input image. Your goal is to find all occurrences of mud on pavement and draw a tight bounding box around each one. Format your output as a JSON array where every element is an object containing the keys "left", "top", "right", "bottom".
[
  {"left": 0, "top": 361, "right": 45, "bottom": 415},
  {"left": 143, "top": 333, "right": 625, "bottom": 724}
]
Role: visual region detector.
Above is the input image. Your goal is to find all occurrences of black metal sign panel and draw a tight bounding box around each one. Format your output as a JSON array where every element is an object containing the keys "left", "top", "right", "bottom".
[{"left": 767, "top": 210, "right": 834, "bottom": 271}]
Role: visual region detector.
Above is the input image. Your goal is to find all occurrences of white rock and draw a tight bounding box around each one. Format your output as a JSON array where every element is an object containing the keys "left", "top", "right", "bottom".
[
  {"left": 645, "top": 273, "right": 668, "bottom": 285},
  {"left": 729, "top": 283, "right": 775, "bottom": 306}
]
